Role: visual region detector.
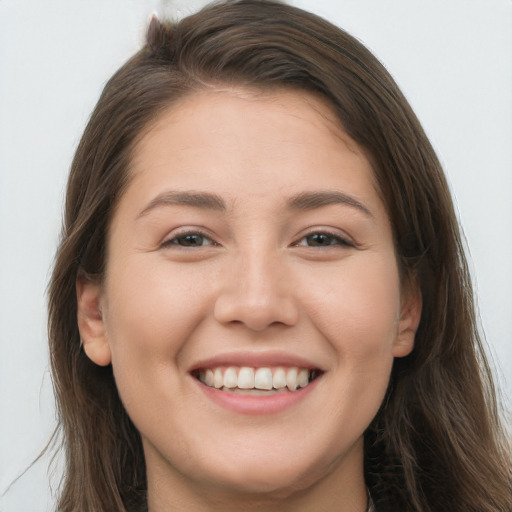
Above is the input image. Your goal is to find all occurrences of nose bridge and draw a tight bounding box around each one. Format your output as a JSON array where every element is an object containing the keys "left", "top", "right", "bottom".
[
  {"left": 213, "top": 241, "right": 298, "bottom": 330},
  {"left": 239, "top": 246, "right": 280, "bottom": 302}
]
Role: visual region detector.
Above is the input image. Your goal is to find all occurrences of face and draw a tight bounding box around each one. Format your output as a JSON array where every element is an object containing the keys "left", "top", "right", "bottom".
[{"left": 78, "top": 88, "right": 420, "bottom": 508}]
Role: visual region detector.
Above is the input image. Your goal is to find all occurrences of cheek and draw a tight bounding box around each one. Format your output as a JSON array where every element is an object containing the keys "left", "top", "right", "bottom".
[
  {"left": 314, "top": 257, "right": 400, "bottom": 428},
  {"left": 304, "top": 254, "right": 400, "bottom": 366},
  {"left": 100, "top": 257, "right": 214, "bottom": 409},
  {"left": 100, "top": 260, "right": 210, "bottom": 430},
  {"left": 104, "top": 257, "right": 206, "bottom": 346}
]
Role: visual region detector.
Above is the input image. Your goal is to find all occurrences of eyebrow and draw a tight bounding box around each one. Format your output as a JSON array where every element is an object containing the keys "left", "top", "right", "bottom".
[
  {"left": 137, "top": 189, "right": 372, "bottom": 219},
  {"left": 138, "top": 190, "right": 226, "bottom": 217},
  {"left": 287, "top": 191, "right": 373, "bottom": 217}
]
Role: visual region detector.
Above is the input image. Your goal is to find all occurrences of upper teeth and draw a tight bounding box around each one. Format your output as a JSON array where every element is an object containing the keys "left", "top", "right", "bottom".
[{"left": 197, "top": 366, "right": 314, "bottom": 392}]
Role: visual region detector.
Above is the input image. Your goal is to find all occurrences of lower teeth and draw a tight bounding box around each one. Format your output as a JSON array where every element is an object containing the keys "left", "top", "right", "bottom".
[{"left": 223, "top": 388, "right": 288, "bottom": 395}]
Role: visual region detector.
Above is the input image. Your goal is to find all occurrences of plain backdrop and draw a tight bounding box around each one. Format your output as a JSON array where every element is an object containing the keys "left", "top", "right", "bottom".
[{"left": 1, "top": 1, "right": 511, "bottom": 510}]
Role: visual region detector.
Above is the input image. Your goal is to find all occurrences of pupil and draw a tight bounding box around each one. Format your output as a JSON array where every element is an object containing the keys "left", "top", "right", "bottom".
[
  {"left": 308, "top": 233, "right": 330, "bottom": 246},
  {"left": 180, "top": 234, "right": 202, "bottom": 246}
]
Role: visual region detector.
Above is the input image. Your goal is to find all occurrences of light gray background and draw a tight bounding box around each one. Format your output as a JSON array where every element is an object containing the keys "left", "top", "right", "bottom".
[{"left": 1, "top": 1, "right": 511, "bottom": 510}]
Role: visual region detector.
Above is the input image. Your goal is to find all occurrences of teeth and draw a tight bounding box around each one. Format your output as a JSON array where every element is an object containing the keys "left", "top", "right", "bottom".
[
  {"left": 254, "top": 368, "right": 273, "bottom": 390},
  {"left": 286, "top": 368, "right": 298, "bottom": 390},
  {"left": 297, "top": 368, "right": 309, "bottom": 388},
  {"left": 223, "top": 367, "right": 238, "bottom": 388},
  {"left": 272, "top": 367, "right": 286, "bottom": 389},
  {"left": 238, "top": 367, "right": 255, "bottom": 389},
  {"left": 214, "top": 368, "right": 223, "bottom": 388},
  {"left": 228, "top": 388, "right": 281, "bottom": 396},
  {"left": 197, "top": 365, "right": 319, "bottom": 392}
]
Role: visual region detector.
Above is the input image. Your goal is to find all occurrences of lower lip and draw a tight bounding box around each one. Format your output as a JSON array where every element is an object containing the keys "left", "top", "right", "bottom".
[{"left": 195, "top": 377, "right": 320, "bottom": 415}]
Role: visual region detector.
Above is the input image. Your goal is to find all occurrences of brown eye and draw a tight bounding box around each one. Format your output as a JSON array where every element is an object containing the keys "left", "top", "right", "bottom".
[
  {"left": 176, "top": 234, "right": 205, "bottom": 246},
  {"left": 163, "top": 233, "right": 214, "bottom": 248},
  {"left": 296, "top": 231, "right": 354, "bottom": 248},
  {"left": 300, "top": 232, "right": 352, "bottom": 247},
  {"left": 306, "top": 233, "right": 333, "bottom": 246}
]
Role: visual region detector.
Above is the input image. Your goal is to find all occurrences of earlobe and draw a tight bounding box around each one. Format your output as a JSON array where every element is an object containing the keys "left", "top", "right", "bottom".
[
  {"left": 392, "top": 285, "right": 422, "bottom": 358},
  {"left": 76, "top": 276, "right": 112, "bottom": 366}
]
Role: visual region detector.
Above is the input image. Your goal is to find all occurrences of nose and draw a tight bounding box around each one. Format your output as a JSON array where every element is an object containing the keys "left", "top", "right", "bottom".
[{"left": 213, "top": 250, "right": 299, "bottom": 331}]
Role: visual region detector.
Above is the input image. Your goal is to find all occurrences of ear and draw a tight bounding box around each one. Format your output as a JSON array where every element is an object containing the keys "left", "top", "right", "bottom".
[
  {"left": 76, "top": 275, "right": 112, "bottom": 366},
  {"left": 392, "top": 281, "right": 422, "bottom": 358}
]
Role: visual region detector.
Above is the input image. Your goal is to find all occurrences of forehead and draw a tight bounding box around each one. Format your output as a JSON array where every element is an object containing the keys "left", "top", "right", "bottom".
[
  {"left": 139, "top": 86, "right": 361, "bottom": 152},
  {"left": 118, "top": 87, "right": 386, "bottom": 224},
  {"left": 131, "top": 88, "right": 374, "bottom": 182}
]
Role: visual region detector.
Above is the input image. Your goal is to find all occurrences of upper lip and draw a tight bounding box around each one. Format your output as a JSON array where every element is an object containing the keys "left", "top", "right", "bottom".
[{"left": 188, "top": 350, "right": 324, "bottom": 373}]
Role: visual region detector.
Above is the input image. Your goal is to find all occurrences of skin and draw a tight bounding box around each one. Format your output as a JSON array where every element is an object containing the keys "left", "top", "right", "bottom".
[{"left": 77, "top": 88, "right": 421, "bottom": 511}]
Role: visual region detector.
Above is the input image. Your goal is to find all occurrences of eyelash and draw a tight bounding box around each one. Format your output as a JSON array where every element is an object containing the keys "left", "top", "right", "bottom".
[
  {"left": 294, "top": 230, "right": 354, "bottom": 248},
  {"left": 161, "top": 230, "right": 216, "bottom": 248},
  {"left": 161, "top": 229, "right": 354, "bottom": 249}
]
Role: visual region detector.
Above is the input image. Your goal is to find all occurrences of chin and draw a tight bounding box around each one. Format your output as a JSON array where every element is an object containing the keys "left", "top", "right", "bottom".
[
  {"left": 195, "top": 450, "right": 335, "bottom": 500},
  {"left": 209, "top": 471, "right": 310, "bottom": 501}
]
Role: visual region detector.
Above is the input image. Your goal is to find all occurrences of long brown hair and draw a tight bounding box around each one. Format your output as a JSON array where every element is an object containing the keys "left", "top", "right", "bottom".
[{"left": 48, "top": 1, "right": 511, "bottom": 510}]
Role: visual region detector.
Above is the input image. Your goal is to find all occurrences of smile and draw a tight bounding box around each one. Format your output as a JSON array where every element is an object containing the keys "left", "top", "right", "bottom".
[{"left": 195, "top": 366, "right": 321, "bottom": 393}]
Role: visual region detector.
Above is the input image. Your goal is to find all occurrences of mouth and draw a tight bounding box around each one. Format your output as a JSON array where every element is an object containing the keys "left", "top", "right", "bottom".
[{"left": 192, "top": 366, "right": 323, "bottom": 395}]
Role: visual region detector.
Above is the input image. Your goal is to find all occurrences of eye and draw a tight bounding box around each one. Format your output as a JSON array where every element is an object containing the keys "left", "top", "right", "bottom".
[
  {"left": 162, "top": 232, "right": 216, "bottom": 248},
  {"left": 296, "top": 231, "right": 353, "bottom": 248}
]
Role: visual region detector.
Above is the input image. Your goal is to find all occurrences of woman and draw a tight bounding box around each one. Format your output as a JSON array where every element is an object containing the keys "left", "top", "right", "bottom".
[{"left": 48, "top": 1, "right": 511, "bottom": 510}]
